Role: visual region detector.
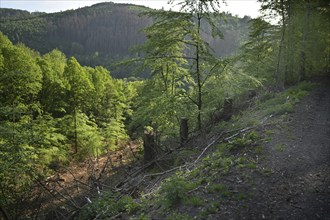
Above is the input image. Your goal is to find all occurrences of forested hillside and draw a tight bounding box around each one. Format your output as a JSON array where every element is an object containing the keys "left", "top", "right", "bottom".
[
  {"left": 0, "top": 2, "right": 250, "bottom": 78},
  {"left": 0, "top": 0, "right": 329, "bottom": 219}
]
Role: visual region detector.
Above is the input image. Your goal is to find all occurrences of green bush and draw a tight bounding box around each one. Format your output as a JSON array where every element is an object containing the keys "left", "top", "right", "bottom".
[
  {"left": 159, "top": 176, "right": 197, "bottom": 208},
  {"left": 78, "top": 193, "right": 140, "bottom": 219}
]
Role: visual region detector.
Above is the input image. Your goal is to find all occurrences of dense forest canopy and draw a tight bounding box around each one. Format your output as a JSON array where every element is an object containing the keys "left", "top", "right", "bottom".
[
  {"left": 0, "top": 0, "right": 329, "bottom": 218},
  {"left": 0, "top": 2, "right": 250, "bottom": 78}
]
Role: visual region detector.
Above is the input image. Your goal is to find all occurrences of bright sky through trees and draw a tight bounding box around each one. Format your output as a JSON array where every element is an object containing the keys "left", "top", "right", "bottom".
[{"left": 0, "top": 0, "right": 261, "bottom": 18}]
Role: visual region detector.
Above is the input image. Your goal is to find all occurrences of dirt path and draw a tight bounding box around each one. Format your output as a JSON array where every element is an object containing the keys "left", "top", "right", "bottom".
[{"left": 240, "top": 77, "right": 330, "bottom": 219}]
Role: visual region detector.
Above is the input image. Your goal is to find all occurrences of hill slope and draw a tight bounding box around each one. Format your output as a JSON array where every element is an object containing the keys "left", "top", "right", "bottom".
[
  {"left": 13, "top": 77, "right": 329, "bottom": 219},
  {"left": 0, "top": 3, "right": 250, "bottom": 77},
  {"left": 117, "top": 77, "right": 329, "bottom": 219}
]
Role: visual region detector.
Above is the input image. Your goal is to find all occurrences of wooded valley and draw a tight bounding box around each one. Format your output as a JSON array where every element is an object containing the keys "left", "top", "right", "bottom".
[{"left": 0, "top": 0, "right": 329, "bottom": 219}]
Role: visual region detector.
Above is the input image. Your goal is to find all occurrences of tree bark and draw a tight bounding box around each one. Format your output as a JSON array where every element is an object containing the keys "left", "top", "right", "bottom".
[
  {"left": 74, "top": 107, "right": 78, "bottom": 154},
  {"left": 299, "top": 0, "right": 310, "bottom": 81},
  {"left": 223, "top": 98, "right": 233, "bottom": 121},
  {"left": 275, "top": 0, "right": 286, "bottom": 89},
  {"left": 143, "top": 130, "right": 156, "bottom": 165},
  {"left": 196, "top": 13, "right": 202, "bottom": 130},
  {"left": 180, "top": 117, "right": 188, "bottom": 147}
]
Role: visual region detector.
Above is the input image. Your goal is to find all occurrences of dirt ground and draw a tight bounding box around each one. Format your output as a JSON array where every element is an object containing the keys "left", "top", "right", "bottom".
[{"left": 219, "top": 77, "right": 330, "bottom": 220}]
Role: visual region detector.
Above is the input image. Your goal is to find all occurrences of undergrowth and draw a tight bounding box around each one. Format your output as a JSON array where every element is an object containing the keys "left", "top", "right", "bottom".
[
  {"left": 215, "top": 81, "right": 315, "bottom": 131},
  {"left": 78, "top": 192, "right": 140, "bottom": 219},
  {"left": 78, "top": 81, "right": 315, "bottom": 219}
]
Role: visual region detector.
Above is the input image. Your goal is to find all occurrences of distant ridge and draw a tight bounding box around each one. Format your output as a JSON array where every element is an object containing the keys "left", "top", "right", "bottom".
[{"left": 0, "top": 2, "right": 250, "bottom": 78}]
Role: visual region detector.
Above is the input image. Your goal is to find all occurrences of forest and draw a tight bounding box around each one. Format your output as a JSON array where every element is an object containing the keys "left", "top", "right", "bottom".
[
  {"left": 0, "top": 2, "right": 250, "bottom": 78},
  {"left": 0, "top": 0, "right": 329, "bottom": 219}
]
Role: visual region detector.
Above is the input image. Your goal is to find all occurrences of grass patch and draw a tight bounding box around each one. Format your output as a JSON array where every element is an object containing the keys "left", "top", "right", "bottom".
[
  {"left": 206, "top": 183, "right": 230, "bottom": 197},
  {"left": 184, "top": 195, "right": 204, "bottom": 207},
  {"left": 159, "top": 176, "right": 197, "bottom": 208},
  {"left": 262, "top": 168, "right": 273, "bottom": 176},
  {"left": 234, "top": 192, "right": 253, "bottom": 200},
  {"left": 259, "top": 81, "right": 315, "bottom": 117},
  {"left": 166, "top": 212, "right": 193, "bottom": 220},
  {"left": 79, "top": 193, "right": 140, "bottom": 219},
  {"left": 254, "top": 146, "right": 264, "bottom": 154},
  {"left": 206, "top": 202, "right": 219, "bottom": 214},
  {"left": 275, "top": 143, "right": 286, "bottom": 152}
]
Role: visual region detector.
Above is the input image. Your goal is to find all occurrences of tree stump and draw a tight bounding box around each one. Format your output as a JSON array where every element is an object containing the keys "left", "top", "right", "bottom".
[
  {"left": 143, "top": 130, "right": 156, "bottom": 165},
  {"left": 223, "top": 98, "right": 233, "bottom": 121},
  {"left": 180, "top": 117, "right": 188, "bottom": 147}
]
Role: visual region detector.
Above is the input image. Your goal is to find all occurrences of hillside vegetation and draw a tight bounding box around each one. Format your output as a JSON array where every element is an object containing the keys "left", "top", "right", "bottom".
[
  {"left": 0, "top": 0, "right": 329, "bottom": 219},
  {"left": 0, "top": 2, "right": 249, "bottom": 78}
]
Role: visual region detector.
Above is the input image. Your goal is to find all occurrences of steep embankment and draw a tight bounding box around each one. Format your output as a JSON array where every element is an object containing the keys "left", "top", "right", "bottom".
[
  {"left": 190, "top": 76, "right": 330, "bottom": 219},
  {"left": 16, "top": 77, "right": 330, "bottom": 219},
  {"left": 125, "top": 76, "right": 330, "bottom": 219}
]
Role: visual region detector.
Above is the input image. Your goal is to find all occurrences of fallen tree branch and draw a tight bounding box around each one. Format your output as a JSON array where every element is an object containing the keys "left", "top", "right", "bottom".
[
  {"left": 224, "top": 126, "right": 256, "bottom": 142},
  {"left": 97, "top": 151, "right": 112, "bottom": 181},
  {"left": 194, "top": 132, "right": 224, "bottom": 163},
  {"left": 36, "top": 180, "right": 79, "bottom": 210},
  {"left": 144, "top": 166, "right": 184, "bottom": 178}
]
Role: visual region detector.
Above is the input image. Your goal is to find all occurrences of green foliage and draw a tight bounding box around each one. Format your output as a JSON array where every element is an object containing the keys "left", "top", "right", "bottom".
[
  {"left": 0, "top": 4, "right": 250, "bottom": 78},
  {"left": 240, "top": 17, "right": 277, "bottom": 85},
  {"left": 0, "top": 0, "right": 328, "bottom": 217},
  {"left": 159, "top": 176, "right": 197, "bottom": 208},
  {"left": 258, "top": 81, "right": 315, "bottom": 116},
  {"left": 79, "top": 193, "right": 140, "bottom": 219},
  {"left": 166, "top": 212, "right": 193, "bottom": 220},
  {"left": 0, "top": 39, "right": 42, "bottom": 106},
  {"left": 257, "top": 0, "right": 330, "bottom": 85},
  {"left": 0, "top": 116, "right": 39, "bottom": 212},
  {"left": 275, "top": 143, "right": 286, "bottom": 152},
  {"left": 206, "top": 183, "right": 230, "bottom": 197},
  {"left": 37, "top": 49, "right": 68, "bottom": 116},
  {"left": 74, "top": 112, "right": 103, "bottom": 160},
  {"left": 31, "top": 114, "right": 68, "bottom": 166},
  {"left": 0, "top": 33, "right": 136, "bottom": 213},
  {"left": 184, "top": 195, "right": 204, "bottom": 207}
]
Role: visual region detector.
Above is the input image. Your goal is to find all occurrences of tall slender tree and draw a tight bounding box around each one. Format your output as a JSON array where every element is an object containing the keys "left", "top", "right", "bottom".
[{"left": 135, "top": 0, "right": 226, "bottom": 131}]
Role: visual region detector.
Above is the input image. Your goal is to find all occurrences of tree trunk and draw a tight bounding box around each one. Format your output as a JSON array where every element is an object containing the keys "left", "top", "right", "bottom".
[
  {"left": 143, "top": 130, "right": 156, "bottom": 165},
  {"left": 74, "top": 107, "right": 78, "bottom": 154},
  {"left": 223, "top": 98, "right": 233, "bottom": 121},
  {"left": 196, "top": 14, "right": 202, "bottom": 130},
  {"left": 299, "top": 0, "right": 310, "bottom": 81},
  {"left": 275, "top": 0, "right": 286, "bottom": 89},
  {"left": 180, "top": 117, "right": 188, "bottom": 147},
  {"left": 284, "top": 0, "right": 292, "bottom": 85}
]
